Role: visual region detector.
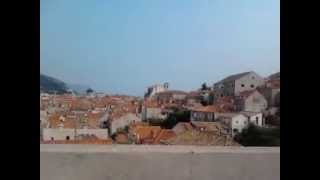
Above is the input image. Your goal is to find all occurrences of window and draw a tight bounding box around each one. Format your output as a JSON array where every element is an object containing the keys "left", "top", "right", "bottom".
[
  {"left": 250, "top": 84, "right": 254, "bottom": 88},
  {"left": 51, "top": 137, "right": 54, "bottom": 141},
  {"left": 253, "top": 97, "right": 260, "bottom": 103},
  {"left": 233, "top": 129, "right": 239, "bottom": 134},
  {"left": 252, "top": 76, "right": 255, "bottom": 79},
  {"left": 256, "top": 117, "right": 259, "bottom": 125},
  {"left": 66, "top": 136, "right": 70, "bottom": 140},
  {"left": 235, "top": 120, "right": 239, "bottom": 124},
  {"left": 241, "top": 84, "right": 245, "bottom": 87},
  {"left": 193, "top": 112, "right": 197, "bottom": 118},
  {"left": 220, "top": 94, "right": 224, "bottom": 97}
]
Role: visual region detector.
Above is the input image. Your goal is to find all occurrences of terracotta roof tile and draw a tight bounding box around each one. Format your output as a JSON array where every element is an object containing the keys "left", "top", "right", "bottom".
[
  {"left": 190, "top": 105, "right": 222, "bottom": 113},
  {"left": 115, "top": 133, "right": 129, "bottom": 144},
  {"left": 153, "top": 130, "right": 176, "bottom": 144}
]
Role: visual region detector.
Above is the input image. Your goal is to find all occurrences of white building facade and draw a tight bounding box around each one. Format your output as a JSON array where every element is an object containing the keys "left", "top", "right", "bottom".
[
  {"left": 42, "top": 128, "right": 109, "bottom": 141},
  {"left": 144, "top": 83, "right": 169, "bottom": 98},
  {"left": 216, "top": 113, "right": 248, "bottom": 137},
  {"left": 109, "top": 113, "right": 142, "bottom": 135}
]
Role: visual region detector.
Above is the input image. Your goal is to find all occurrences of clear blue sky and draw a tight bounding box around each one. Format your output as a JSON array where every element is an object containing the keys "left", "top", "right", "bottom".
[{"left": 41, "top": 0, "right": 279, "bottom": 96}]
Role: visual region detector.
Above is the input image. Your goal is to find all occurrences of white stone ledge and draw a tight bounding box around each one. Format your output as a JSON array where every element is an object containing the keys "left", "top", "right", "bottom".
[{"left": 40, "top": 144, "right": 280, "bottom": 154}]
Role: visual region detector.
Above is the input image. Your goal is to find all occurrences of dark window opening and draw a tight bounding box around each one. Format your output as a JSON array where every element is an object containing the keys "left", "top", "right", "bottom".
[
  {"left": 250, "top": 84, "right": 254, "bottom": 88},
  {"left": 66, "top": 136, "right": 70, "bottom": 140},
  {"left": 233, "top": 129, "right": 239, "bottom": 133},
  {"left": 241, "top": 84, "right": 245, "bottom": 87},
  {"left": 256, "top": 117, "right": 259, "bottom": 124},
  {"left": 102, "top": 121, "right": 108, "bottom": 128},
  {"left": 51, "top": 137, "right": 54, "bottom": 141}
]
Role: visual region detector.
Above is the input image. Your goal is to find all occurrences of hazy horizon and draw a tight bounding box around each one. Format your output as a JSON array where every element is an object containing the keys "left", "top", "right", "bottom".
[{"left": 41, "top": 0, "right": 279, "bottom": 96}]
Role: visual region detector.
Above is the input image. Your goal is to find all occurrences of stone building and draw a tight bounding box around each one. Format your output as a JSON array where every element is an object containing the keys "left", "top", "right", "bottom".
[
  {"left": 213, "top": 71, "right": 265, "bottom": 101},
  {"left": 153, "top": 90, "right": 187, "bottom": 104},
  {"left": 141, "top": 101, "right": 167, "bottom": 121},
  {"left": 259, "top": 87, "right": 280, "bottom": 108},
  {"left": 108, "top": 113, "right": 141, "bottom": 135},
  {"left": 190, "top": 105, "right": 222, "bottom": 122},
  {"left": 240, "top": 111, "right": 264, "bottom": 127},
  {"left": 258, "top": 78, "right": 280, "bottom": 108},
  {"left": 216, "top": 113, "right": 248, "bottom": 137},
  {"left": 234, "top": 90, "right": 268, "bottom": 112},
  {"left": 144, "top": 83, "right": 169, "bottom": 99}
]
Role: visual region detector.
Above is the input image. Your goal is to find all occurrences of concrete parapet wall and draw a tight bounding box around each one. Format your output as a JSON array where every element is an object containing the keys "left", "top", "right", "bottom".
[
  {"left": 42, "top": 128, "right": 109, "bottom": 141},
  {"left": 40, "top": 145, "right": 280, "bottom": 180}
]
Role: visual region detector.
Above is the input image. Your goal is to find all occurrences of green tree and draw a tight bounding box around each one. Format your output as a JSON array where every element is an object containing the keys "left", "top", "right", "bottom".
[
  {"left": 86, "top": 88, "right": 94, "bottom": 94},
  {"left": 161, "top": 110, "right": 190, "bottom": 129},
  {"left": 234, "top": 124, "right": 280, "bottom": 146},
  {"left": 201, "top": 83, "right": 208, "bottom": 91}
]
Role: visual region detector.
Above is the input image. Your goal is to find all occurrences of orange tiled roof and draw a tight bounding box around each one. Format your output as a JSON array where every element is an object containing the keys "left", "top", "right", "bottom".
[
  {"left": 129, "top": 124, "right": 176, "bottom": 144},
  {"left": 190, "top": 105, "right": 222, "bottom": 113},
  {"left": 216, "top": 96, "right": 234, "bottom": 103},
  {"left": 115, "top": 133, "right": 129, "bottom": 144},
  {"left": 130, "top": 125, "right": 161, "bottom": 143},
  {"left": 86, "top": 111, "right": 104, "bottom": 128},
  {"left": 48, "top": 112, "right": 83, "bottom": 129},
  {"left": 104, "top": 100, "right": 139, "bottom": 121},
  {"left": 70, "top": 99, "right": 92, "bottom": 110},
  {"left": 215, "top": 96, "right": 235, "bottom": 112},
  {"left": 153, "top": 129, "right": 176, "bottom": 144},
  {"left": 144, "top": 100, "right": 161, "bottom": 108}
]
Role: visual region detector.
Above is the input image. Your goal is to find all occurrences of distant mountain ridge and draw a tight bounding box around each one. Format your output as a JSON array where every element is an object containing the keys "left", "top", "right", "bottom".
[{"left": 40, "top": 74, "right": 68, "bottom": 94}]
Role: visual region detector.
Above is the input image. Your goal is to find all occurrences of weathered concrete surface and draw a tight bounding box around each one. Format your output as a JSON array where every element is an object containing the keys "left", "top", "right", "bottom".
[{"left": 40, "top": 145, "right": 280, "bottom": 180}]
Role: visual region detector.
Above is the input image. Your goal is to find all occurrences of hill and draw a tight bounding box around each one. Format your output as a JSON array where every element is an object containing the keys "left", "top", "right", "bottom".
[{"left": 40, "top": 74, "right": 68, "bottom": 94}]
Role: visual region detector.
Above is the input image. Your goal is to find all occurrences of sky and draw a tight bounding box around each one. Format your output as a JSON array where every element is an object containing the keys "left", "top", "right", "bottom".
[{"left": 41, "top": 0, "right": 280, "bottom": 96}]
